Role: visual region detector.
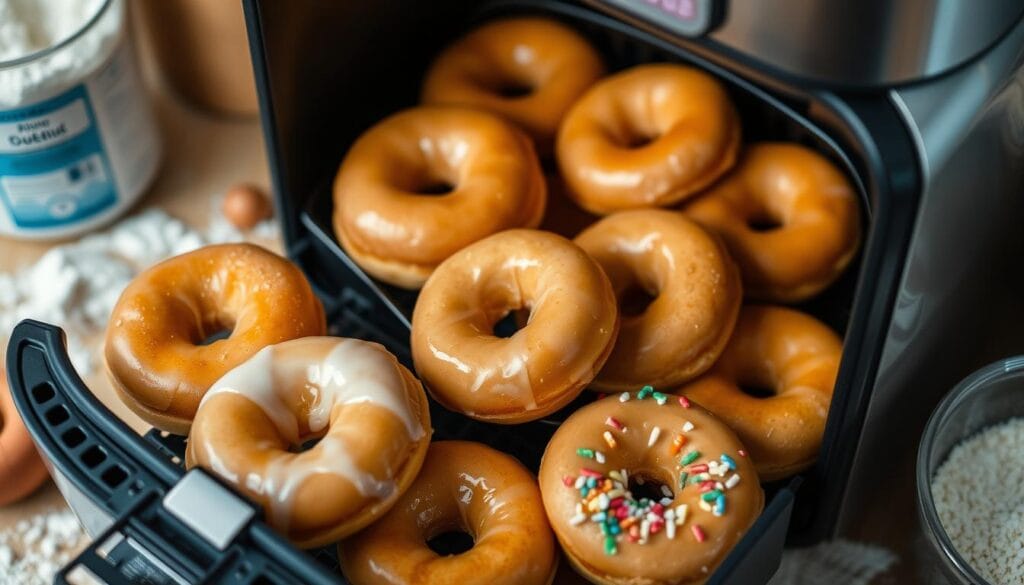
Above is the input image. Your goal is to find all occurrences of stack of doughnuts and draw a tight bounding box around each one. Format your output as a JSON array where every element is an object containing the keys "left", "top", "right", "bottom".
[{"left": 101, "top": 14, "right": 865, "bottom": 585}]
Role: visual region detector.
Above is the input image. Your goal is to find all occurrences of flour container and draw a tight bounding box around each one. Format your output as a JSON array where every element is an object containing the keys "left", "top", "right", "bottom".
[{"left": 0, "top": 0, "right": 161, "bottom": 240}]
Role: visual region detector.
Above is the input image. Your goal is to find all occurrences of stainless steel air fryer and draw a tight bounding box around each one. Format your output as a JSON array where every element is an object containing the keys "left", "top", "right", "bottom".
[
  {"left": 6, "top": 2, "right": 1024, "bottom": 583},
  {"left": 244, "top": 0, "right": 1024, "bottom": 580}
]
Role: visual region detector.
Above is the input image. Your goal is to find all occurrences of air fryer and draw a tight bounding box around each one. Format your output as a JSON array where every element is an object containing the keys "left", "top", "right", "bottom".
[{"left": 7, "top": 1, "right": 1024, "bottom": 583}]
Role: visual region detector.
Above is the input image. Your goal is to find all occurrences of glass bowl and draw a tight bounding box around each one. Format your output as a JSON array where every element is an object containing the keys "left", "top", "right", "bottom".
[{"left": 916, "top": 356, "right": 1024, "bottom": 585}]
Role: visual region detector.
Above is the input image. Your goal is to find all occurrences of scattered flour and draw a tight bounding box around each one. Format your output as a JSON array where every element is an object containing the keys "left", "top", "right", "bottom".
[
  {"left": 0, "top": 200, "right": 277, "bottom": 376},
  {"left": 932, "top": 417, "right": 1024, "bottom": 584},
  {"left": 0, "top": 508, "right": 88, "bottom": 584},
  {"left": 770, "top": 539, "right": 897, "bottom": 585},
  {"left": 0, "top": 0, "right": 116, "bottom": 107}
]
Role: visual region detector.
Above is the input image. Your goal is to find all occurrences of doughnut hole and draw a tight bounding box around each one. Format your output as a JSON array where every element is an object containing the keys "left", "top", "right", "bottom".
[
  {"left": 606, "top": 120, "right": 659, "bottom": 151},
  {"left": 493, "top": 79, "right": 535, "bottom": 99},
  {"left": 618, "top": 284, "right": 657, "bottom": 317},
  {"left": 492, "top": 311, "right": 526, "bottom": 338},
  {"left": 745, "top": 209, "right": 783, "bottom": 233},
  {"left": 622, "top": 133, "right": 657, "bottom": 150},
  {"left": 739, "top": 383, "right": 776, "bottom": 399},
  {"left": 476, "top": 66, "right": 537, "bottom": 99},
  {"left": 404, "top": 167, "right": 458, "bottom": 197},
  {"left": 610, "top": 267, "right": 663, "bottom": 321},
  {"left": 734, "top": 360, "right": 779, "bottom": 399},
  {"left": 426, "top": 525, "right": 476, "bottom": 556},
  {"left": 628, "top": 470, "right": 675, "bottom": 503},
  {"left": 416, "top": 181, "right": 456, "bottom": 196},
  {"left": 197, "top": 326, "right": 233, "bottom": 346}
]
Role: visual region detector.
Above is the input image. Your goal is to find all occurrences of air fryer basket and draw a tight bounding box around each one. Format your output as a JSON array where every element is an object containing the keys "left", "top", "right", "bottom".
[
  {"left": 2, "top": 0, "right": 913, "bottom": 583},
  {"left": 284, "top": 0, "right": 876, "bottom": 535}
]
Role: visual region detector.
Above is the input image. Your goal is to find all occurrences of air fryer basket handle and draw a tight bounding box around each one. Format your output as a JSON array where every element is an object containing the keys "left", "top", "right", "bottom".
[{"left": 5, "top": 320, "right": 340, "bottom": 585}]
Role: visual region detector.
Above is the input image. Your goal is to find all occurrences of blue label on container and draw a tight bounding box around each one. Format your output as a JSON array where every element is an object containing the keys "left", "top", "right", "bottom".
[{"left": 0, "top": 84, "right": 117, "bottom": 229}]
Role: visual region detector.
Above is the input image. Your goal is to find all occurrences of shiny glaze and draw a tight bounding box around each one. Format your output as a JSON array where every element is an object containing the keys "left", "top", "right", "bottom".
[
  {"left": 556, "top": 64, "right": 741, "bottom": 214},
  {"left": 185, "top": 337, "right": 432, "bottom": 548},
  {"left": 683, "top": 143, "right": 861, "bottom": 302},
  {"left": 575, "top": 210, "right": 742, "bottom": 392},
  {"left": 422, "top": 17, "right": 605, "bottom": 154},
  {"left": 539, "top": 395, "right": 763, "bottom": 585},
  {"left": 104, "top": 243, "right": 325, "bottom": 435},
  {"left": 676, "top": 306, "right": 841, "bottom": 481},
  {"left": 340, "top": 441, "right": 557, "bottom": 585},
  {"left": 0, "top": 368, "right": 49, "bottom": 506},
  {"left": 411, "top": 229, "right": 618, "bottom": 423},
  {"left": 332, "top": 106, "right": 547, "bottom": 289}
]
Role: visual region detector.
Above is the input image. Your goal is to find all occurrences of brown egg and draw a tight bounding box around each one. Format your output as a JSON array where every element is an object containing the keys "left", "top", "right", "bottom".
[
  {"left": 222, "top": 184, "right": 273, "bottom": 230},
  {"left": 0, "top": 368, "right": 50, "bottom": 506}
]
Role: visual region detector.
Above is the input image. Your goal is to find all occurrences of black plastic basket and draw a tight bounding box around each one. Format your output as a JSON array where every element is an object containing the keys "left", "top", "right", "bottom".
[{"left": 4, "top": 0, "right": 927, "bottom": 583}]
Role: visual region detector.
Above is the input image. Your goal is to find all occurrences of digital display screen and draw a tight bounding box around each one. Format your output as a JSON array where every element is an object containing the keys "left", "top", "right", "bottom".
[{"left": 593, "top": 0, "right": 725, "bottom": 38}]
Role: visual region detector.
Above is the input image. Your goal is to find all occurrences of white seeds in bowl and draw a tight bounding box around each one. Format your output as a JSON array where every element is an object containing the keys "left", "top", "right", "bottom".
[{"left": 931, "top": 417, "right": 1024, "bottom": 585}]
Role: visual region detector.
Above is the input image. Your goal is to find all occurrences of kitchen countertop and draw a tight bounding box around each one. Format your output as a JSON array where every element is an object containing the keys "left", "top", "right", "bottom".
[{"left": 0, "top": 77, "right": 275, "bottom": 538}]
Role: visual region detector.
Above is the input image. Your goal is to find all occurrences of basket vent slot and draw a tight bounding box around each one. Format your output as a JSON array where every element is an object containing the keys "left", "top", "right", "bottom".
[
  {"left": 81, "top": 445, "right": 107, "bottom": 469},
  {"left": 101, "top": 465, "right": 129, "bottom": 488},
  {"left": 45, "top": 404, "right": 70, "bottom": 426},
  {"left": 61, "top": 427, "right": 86, "bottom": 448},
  {"left": 32, "top": 381, "right": 55, "bottom": 404}
]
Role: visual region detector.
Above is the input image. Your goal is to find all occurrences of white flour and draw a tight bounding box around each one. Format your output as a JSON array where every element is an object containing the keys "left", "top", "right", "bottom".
[
  {"left": 0, "top": 508, "right": 88, "bottom": 584},
  {"left": 0, "top": 0, "right": 114, "bottom": 107},
  {"left": 0, "top": 201, "right": 277, "bottom": 376}
]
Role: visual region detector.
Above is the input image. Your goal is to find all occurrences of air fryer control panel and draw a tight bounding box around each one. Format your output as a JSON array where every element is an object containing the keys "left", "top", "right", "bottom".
[{"left": 593, "top": 0, "right": 726, "bottom": 37}]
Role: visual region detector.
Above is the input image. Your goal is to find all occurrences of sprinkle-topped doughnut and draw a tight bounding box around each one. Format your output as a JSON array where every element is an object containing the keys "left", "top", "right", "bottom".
[{"left": 539, "top": 388, "right": 763, "bottom": 585}]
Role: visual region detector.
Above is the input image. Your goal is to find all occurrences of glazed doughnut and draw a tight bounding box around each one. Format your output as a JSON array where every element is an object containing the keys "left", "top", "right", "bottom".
[
  {"left": 422, "top": 17, "right": 605, "bottom": 153},
  {"left": 574, "top": 210, "right": 742, "bottom": 392},
  {"left": 683, "top": 143, "right": 861, "bottom": 302},
  {"left": 539, "top": 389, "right": 763, "bottom": 585},
  {"left": 411, "top": 229, "right": 618, "bottom": 423},
  {"left": 556, "top": 64, "right": 741, "bottom": 214},
  {"left": 333, "top": 106, "right": 546, "bottom": 289},
  {"left": 676, "top": 305, "right": 841, "bottom": 481},
  {"left": 105, "top": 244, "right": 325, "bottom": 435},
  {"left": 339, "top": 441, "right": 557, "bottom": 585},
  {"left": 1, "top": 369, "right": 50, "bottom": 506},
  {"left": 186, "top": 337, "right": 431, "bottom": 548}
]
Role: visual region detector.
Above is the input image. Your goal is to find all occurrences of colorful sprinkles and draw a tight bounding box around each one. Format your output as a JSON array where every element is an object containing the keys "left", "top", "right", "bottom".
[
  {"left": 681, "top": 450, "right": 701, "bottom": 465},
  {"left": 565, "top": 387, "right": 747, "bottom": 555},
  {"left": 647, "top": 426, "right": 662, "bottom": 447},
  {"left": 603, "top": 431, "right": 618, "bottom": 449}
]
